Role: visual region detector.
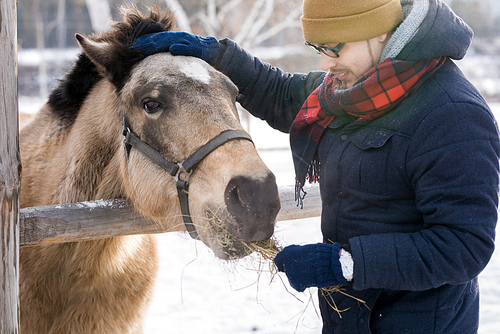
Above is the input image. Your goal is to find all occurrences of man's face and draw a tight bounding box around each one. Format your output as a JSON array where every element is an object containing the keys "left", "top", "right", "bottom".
[{"left": 319, "top": 34, "right": 388, "bottom": 89}]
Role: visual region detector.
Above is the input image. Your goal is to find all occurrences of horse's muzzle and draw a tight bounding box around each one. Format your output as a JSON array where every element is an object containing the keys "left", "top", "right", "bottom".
[{"left": 224, "top": 173, "right": 280, "bottom": 242}]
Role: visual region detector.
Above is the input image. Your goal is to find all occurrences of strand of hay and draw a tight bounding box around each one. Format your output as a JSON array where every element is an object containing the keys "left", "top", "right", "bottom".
[
  {"left": 320, "top": 286, "right": 367, "bottom": 318},
  {"left": 242, "top": 237, "right": 283, "bottom": 279},
  {"left": 244, "top": 237, "right": 283, "bottom": 262}
]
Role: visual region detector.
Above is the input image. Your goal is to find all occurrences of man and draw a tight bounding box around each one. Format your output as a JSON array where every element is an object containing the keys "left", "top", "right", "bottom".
[{"left": 132, "top": 0, "right": 500, "bottom": 332}]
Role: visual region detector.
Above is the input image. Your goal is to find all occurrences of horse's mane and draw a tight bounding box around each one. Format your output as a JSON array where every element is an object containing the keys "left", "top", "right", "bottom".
[{"left": 47, "top": 5, "right": 176, "bottom": 126}]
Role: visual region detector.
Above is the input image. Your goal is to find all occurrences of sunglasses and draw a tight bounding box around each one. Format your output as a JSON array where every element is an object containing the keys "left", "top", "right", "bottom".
[{"left": 304, "top": 41, "right": 345, "bottom": 58}]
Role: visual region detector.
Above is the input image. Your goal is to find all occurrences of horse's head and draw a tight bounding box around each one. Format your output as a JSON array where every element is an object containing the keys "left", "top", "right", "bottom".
[{"left": 74, "top": 7, "right": 280, "bottom": 259}]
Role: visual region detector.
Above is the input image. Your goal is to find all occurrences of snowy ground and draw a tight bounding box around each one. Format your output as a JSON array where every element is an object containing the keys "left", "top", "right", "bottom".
[{"left": 17, "top": 50, "right": 500, "bottom": 333}]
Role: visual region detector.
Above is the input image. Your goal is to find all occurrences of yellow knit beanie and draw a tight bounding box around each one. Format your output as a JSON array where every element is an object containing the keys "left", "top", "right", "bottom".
[{"left": 301, "top": 0, "right": 403, "bottom": 44}]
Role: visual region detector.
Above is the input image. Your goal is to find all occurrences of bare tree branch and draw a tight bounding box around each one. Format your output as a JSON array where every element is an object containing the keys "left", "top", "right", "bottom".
[
  {"left": 207, "top": 0, "right": 219, "bottom": 33},
  {"left": 242, "top": 0, "right": 275, "bottom": 48},
  {"left": 252, "top": 6, "right": 302, "bottom": 46},
  {"left": 159, "top": 0, "right": 303, "bottom": 48},
  {"left": 85, "top": 0, "right": 111, "bottom": 32},
  {"left": 217, "top": 0, "right": 245, "bottom": 23},
  {"left": 164, "top": 0, "right": 192, "bottom": 32},
  {"left": 233, "top": 0, "right": 266, "bottom": 43}
]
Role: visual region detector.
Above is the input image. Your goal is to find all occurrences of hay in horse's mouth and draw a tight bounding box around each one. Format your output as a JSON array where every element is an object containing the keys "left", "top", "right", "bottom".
[{"left": 204, "top": 207, "right": 282, "bottom": 265}]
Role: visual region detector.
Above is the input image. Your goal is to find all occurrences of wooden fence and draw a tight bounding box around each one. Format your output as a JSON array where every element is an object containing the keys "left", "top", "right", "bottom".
[
  {"left": 19, "top": 185, "right": 321, "bottom": 246},
  {"left": 1, "top": 0, "right": 21, "bottom": 332},
  {"left": 0, "top": 1, "right": 322, "bottom": 331}
]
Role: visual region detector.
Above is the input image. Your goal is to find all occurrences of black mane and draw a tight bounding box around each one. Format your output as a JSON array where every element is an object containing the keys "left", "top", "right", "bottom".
[{"left": 47, "top": 6, "right": 176, "bottom": 126}]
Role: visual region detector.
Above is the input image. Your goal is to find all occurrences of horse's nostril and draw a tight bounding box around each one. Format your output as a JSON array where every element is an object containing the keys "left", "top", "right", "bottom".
[
  {"left": 224, "top": 173, "right": 280, "bottom": 241},
  {"left": 226, "top": 183, "right": 244, "bottom": 212}
]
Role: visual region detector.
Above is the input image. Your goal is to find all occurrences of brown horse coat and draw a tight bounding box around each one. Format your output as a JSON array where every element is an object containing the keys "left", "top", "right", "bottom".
[{"left": 19, "top": 6, "right": 279, "bottom": 333}]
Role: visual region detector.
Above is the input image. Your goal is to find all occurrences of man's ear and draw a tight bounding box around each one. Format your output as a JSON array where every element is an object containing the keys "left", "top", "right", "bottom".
[{"left": 378, "top": 33, "right": 389, "bottom": 42}]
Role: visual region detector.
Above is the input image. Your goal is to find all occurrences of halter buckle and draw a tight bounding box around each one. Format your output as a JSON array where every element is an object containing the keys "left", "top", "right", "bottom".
[{"left": 173, "top": 163, "right": 192, "bottom": 184}]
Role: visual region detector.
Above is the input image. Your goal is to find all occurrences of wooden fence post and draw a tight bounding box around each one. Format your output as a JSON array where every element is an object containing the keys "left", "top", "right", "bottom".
[{"left": 0, "top": 0, "right": 21, "bottom": 332}]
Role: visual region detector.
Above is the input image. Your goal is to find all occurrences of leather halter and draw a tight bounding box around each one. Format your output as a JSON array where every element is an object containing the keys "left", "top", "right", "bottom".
[{"left": 122, "top": 116, "right": 253, "bottom": 239}]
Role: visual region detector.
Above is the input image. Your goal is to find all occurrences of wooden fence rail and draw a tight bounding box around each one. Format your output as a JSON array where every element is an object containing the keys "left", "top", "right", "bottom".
[{"left": 19, "top": 185, "right": 321, "bottom": 246}]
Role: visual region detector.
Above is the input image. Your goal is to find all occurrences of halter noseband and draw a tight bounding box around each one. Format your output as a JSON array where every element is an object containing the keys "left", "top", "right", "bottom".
[{"left": 122, "top": 116, "right": 253, "bottom": 239}]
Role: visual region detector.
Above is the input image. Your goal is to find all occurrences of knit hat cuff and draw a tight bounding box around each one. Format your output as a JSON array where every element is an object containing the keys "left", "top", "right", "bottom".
[{"left": 301, "top": 0, "right": 403, "bottom": 44}]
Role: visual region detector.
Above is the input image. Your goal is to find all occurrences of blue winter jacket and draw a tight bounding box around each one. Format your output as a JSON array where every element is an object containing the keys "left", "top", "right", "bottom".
[{"left": 213, "top": 0, "right": 500, "bottom": 332}]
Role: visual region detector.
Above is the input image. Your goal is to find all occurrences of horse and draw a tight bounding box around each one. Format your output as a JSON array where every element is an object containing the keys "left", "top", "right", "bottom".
[{"left": 19, "top": 6, "right": 280, "bottom": 334}]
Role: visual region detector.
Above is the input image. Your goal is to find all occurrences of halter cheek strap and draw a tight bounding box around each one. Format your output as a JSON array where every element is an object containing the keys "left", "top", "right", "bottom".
[{"left": 122, "top": 116, "right": 253, "bottom": 239}]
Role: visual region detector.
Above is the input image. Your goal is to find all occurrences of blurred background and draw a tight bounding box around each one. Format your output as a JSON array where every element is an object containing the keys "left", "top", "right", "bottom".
[{"left": 17, "top": 0, "right": 500, "bottom": 107}]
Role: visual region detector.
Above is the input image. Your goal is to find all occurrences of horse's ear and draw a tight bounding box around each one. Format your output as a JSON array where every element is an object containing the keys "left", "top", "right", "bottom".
[
  {"left": 76, "top": 33, "right": 139, "bottom": 90},
  {"left": 75, "top": 34, "right": 114, "bottom": 76}
]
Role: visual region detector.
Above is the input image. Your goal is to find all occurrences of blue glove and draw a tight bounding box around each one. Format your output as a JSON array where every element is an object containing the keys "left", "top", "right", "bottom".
[
  {"left": 274, "top": 243, "right": 348, "bottom": 292},
  {"left": 131, "top": 31, "right": 221, "bottom": 65}
]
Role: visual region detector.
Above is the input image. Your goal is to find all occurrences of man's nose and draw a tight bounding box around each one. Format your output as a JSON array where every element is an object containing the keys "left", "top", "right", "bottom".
[{"left": 320, "top": 53, "right": 337, "bottom": 71}]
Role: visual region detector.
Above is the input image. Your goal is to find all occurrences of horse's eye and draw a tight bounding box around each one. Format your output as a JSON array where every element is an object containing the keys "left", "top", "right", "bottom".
[{"left": 143, "top": 99, "right": 161, "bottom": 114}]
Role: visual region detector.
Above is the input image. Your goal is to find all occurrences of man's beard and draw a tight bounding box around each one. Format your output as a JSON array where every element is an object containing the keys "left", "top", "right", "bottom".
[
  {"left": 334, "top": 78, "right": 348, "bottom": 90},
  {"left": 336, "top": 80, "right": 348, "bottom": 90},
  {"left": 334, "top": 56, "right": 378, "bottom": 91}
]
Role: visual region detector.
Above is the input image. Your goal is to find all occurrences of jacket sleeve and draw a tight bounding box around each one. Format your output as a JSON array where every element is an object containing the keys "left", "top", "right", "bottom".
[
  {"left": 350, "top": 100, "right": 500, "bottom": 291},
  {"left": 214, "top": 38, "right": 325, "bottom": 133}
]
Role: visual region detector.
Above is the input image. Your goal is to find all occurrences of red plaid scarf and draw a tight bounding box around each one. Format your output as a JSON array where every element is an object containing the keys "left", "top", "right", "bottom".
[{"left": 290, "top": 56, "right": 446, "bottom": 204}]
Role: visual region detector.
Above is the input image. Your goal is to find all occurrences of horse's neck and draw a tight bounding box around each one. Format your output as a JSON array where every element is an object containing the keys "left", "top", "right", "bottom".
[
  {"left": 20, "top": 80, "right": 125, "bottom": 207},
  {"left": 61, "top": 80, "right": 126, "bottom": 203}
]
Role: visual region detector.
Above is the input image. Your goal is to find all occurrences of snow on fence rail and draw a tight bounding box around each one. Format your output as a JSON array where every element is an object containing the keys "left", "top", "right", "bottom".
[{"left": 19, "top": 185, "right": 321, "bottom": 246}]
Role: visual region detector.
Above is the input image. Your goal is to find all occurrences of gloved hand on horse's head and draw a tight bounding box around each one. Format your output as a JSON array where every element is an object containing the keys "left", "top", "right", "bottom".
[{"left": 132, "top": 31, "right": 221, "bottom": 66}]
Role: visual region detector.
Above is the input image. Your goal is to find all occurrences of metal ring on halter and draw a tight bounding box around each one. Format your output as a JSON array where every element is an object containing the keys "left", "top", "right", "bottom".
[{"left": 173, "top": 162, "right": 193, "bottom": 183}]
